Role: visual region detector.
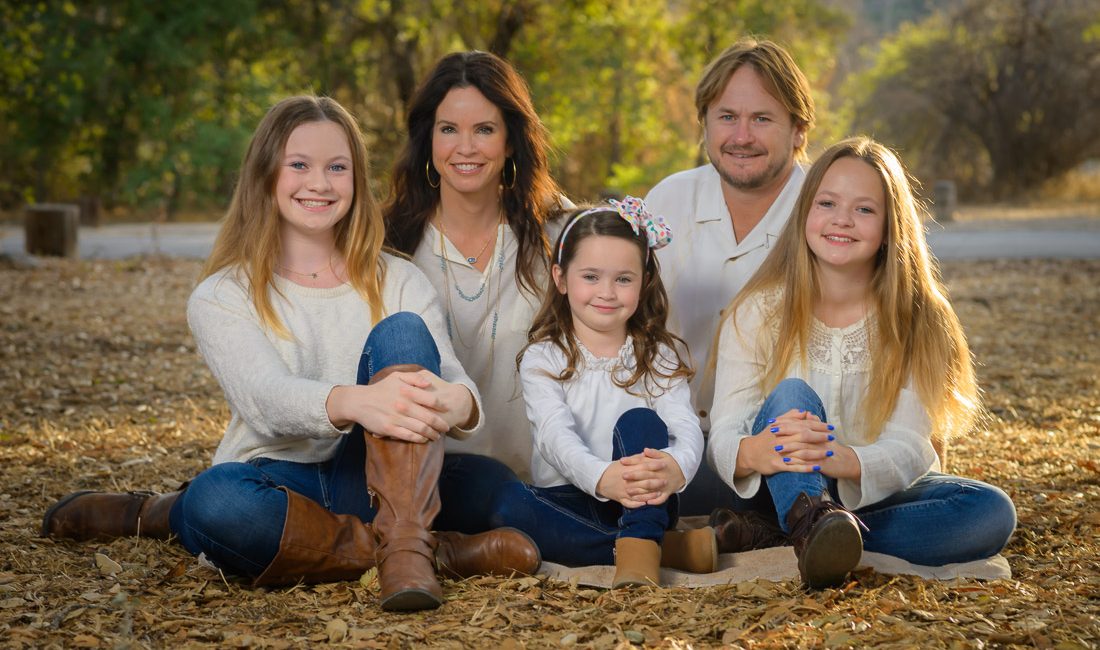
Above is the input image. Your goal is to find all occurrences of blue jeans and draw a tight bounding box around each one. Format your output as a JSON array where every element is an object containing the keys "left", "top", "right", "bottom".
[
  {"left": 169, "top": 311, "right": 517, "bottom": 577},
  {"left": 490, "top": 407, "right": 678, "bottom": 566},
  {"left": 723, "top": 378, "right": 1017, "bottom": 566}
]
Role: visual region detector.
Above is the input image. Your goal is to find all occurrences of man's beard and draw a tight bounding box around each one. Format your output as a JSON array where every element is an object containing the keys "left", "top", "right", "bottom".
[{"left": 710, "top": 146, "right": 792, "bottom": 191}]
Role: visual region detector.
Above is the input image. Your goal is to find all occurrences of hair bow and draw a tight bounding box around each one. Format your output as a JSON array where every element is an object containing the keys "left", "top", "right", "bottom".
[{"left": 607, "top": 196, "right": 673, "bottom": 251}]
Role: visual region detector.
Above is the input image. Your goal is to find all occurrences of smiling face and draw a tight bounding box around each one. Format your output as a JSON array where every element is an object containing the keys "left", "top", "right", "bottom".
[
  {"left": 431, "top": 86, "right": 511, "bottom": 202},
  {"left": 275, "top": 120, "right": 354, "bottom": 239},
  {"left": 552, "top": 235, "right": 644, "bottom": 351},
  {"left": 703, "top": 65, "right": 804, "bottom": 193},
  {"left": 805, "top": 156, "right": 887, "bottom": 276}
]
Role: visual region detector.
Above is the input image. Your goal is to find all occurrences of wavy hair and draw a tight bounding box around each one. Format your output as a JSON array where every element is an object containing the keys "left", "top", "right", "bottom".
[
  {"left": 201, "top": 95, "right": 386, "bottom": 338},
  {"left": 521, "top": 206, "right": 693, "bottom": 394},
  {"left": 723, "top": 136, "right": 978, "bottom": 450},
  {"left": 383, "top": 51, "right": 562, "bottom": 297}
]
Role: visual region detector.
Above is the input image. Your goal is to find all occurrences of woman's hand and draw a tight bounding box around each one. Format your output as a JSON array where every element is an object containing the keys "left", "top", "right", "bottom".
[
  {"left": 619, "top": 448, "right": 685, "bottom": 506},
  {"left": 326, "top": 369, "right": 470, "bottom": 443}
]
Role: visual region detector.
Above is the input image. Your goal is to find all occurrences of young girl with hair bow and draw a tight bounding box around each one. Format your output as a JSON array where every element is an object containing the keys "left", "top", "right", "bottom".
[{"left": 491, "top": 198, "right": 715, "bottom": 588}]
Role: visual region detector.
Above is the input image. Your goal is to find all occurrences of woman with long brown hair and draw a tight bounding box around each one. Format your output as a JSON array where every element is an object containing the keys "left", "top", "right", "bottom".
[{"left": 383, "top": 51, "right": 569, "bottom": 526}]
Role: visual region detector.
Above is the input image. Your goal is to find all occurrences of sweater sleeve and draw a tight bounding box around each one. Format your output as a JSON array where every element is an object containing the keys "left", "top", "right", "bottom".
[
  {"left": 707, "top": 297, "right": 768, "bottom": 499},
  {"left": 841, "top": 383, "right": 937, "bottom": 509},
  {"left": 521, "top": 344, "right": 612, "bottom": 499},
  {"left": 388, "top": 259, "right": 484, "bottom": 439},
  {"left": 187, "top": 275, "right": 342, "bottom": 441}
]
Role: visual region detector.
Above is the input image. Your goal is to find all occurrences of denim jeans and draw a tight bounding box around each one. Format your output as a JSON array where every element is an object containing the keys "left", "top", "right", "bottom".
[
  {"left": 170, "top": 311, "right": 517, "bottom": 578},
  {"left": 722, "top": 378, "right": 1017, "bottom": 566},
  {"left": 490, "top": 407, "right": 678, "bottom": 567}
]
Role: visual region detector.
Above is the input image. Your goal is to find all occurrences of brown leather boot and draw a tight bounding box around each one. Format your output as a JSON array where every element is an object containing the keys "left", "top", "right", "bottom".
[
  {"left": 709, "top": 507, "right": 789, "bottom": 554},
  {"left": 254, "top": 487, "right": 380, "bottom": 586},
  {"left": 435, "top": 528, "right": 541, "bottom": 579},
  {"left": 365, "top": 430, "right": 445, "bottom": 611},
  {"left": 660, "top": 527, "right": 717, "bottom": 573},
  {"left": 785, "top": 492, "right": 866, "bottom": 589},
  {"left": 612, "top": 537, "right": 661, "bottom": 588},
  {"left": 41, "top": 489, "right": 181, "bottom": 541}
]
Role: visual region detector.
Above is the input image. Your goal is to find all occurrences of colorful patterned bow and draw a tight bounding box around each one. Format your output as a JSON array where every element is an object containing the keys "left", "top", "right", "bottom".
[{"left": 607, "top": 196, "right": 673, "bottom": 251}]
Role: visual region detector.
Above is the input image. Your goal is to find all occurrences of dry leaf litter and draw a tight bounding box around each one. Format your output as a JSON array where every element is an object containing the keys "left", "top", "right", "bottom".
[{"left": 0, "top": 256, "right": 1097, "bottom": 649}]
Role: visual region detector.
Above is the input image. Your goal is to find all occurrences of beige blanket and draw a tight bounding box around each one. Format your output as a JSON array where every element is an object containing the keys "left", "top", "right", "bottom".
[{"left": 539, "top": 546, "right": 1011, "bottom": 588}]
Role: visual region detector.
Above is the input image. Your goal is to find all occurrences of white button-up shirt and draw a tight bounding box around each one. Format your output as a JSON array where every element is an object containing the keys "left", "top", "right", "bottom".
[{"left": 645, "top": 163, "right": 806, "bottom": 430}]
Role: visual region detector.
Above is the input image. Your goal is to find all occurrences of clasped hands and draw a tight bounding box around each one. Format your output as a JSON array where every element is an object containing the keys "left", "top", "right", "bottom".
[
  {"left": 740, "top": 408, "right": 856, "bottom": 479},
  {"left": 597, "top": 448, "right": 685, "bottom": 509},
  {"left": 327, "top": 369, "right": 474, "bottom": 444}
]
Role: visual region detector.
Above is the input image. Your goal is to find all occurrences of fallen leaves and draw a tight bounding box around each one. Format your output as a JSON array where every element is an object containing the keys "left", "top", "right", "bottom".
[{"left": 1, "top": 257, "right": 1098, "bottom": 648}]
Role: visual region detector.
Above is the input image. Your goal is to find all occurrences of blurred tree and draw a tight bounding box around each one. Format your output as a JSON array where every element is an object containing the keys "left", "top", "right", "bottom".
[{"left": 846, "top": 0, "right": 1100, "bottom": 197}]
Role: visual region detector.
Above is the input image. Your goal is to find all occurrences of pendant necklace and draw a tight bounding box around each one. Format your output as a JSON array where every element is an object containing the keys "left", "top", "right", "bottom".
[{"left": 279, "top": 254, "right": 334, "bottom": 281}]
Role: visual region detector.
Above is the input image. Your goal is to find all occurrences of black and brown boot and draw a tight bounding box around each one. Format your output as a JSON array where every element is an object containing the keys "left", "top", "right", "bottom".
[
  {"left": 41, "top": 489, "right": 181, "bottom": 541},
  {"left": 708, "top": 507, "right": 788, "bottom": 554},
  {"left": 785, "top": 492, "right": 867, "bottom": 589}
]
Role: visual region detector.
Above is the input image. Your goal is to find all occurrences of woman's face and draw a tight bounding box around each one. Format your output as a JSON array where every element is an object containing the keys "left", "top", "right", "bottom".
[
  {"left": 431, "top": 86, "right": 511, "bottom": 203},
  {"left": 275, "top": 120, "right": 354, "bottom": 239}
]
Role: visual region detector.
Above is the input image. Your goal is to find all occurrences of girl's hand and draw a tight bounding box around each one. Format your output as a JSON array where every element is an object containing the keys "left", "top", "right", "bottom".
[
  {"left": 596, "top": 463, "right": 647, "bottom": 509},
  {"left": 416, "top": 371, "right": 476, "bottom": 430},
  {"left": 326, "top": 371, "right": 457, "bottom": 443},
  {"left": 735, "top": 409, "right": 834, "bottom": 476},
  {"left": 620, "top": 448, "right": 685, "bottom": 506}
]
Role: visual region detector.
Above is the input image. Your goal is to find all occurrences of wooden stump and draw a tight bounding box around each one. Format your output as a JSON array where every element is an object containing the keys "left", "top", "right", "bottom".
[
  {"left": 933, "top": 180, "right": 957, "bottom": 223},
  {"left": 24, "top": 203, "right": 79, "bottom": 258}
]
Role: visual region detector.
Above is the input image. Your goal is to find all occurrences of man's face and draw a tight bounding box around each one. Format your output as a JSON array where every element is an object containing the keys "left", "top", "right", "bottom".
[{"left": 703, "top": 65, "right": 804, "bottom": 193}]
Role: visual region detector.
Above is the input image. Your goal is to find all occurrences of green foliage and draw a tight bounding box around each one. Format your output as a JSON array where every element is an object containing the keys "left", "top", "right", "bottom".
[{"left": 0, "top": 0, "right": 846, "bottom": 215}]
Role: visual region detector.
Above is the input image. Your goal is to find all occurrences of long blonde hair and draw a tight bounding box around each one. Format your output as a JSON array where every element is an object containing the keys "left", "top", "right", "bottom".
[
  {"left": 724, "top": 136, "right": 978, "bottom": 448},
  {"left": 201, "top": 96, "right": 386, "bottom": 337}
]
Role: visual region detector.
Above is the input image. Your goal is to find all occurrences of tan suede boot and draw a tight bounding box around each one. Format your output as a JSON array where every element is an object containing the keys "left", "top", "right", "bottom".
[
  {"left": 41, "top": 489, "right": 181, "bottom": 541},
  {"left": 612, "top": 537, "right": 661, "bottom": 588},
  {"left": 660, "top": 527, "right": 718, "bottom": 573}
]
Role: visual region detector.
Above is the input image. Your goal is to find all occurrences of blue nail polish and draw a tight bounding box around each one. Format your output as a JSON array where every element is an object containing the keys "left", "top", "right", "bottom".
[
  {"left": 826, "top": 450, "right": 834, "bottom": 457},
  {"left": 827, "top": 434, "right": 835, "bottom": 442},
  {"left": 798, "top": 409, "right": 805, "bottom": 413},
  {"left": 827, "top": 424, "right": 835, "bottom": 431},
  {"left": 783, "top": 457, "right": 791, "bottom": 463},
  {"left": 813, "top": 465, "right": 821, "bottom": 471},
  {"left": 770, "top": 426, "right": 779, "bottom": 433},
  {"left": 774, "top": 445, "right": 783, "bottom": 451},
  {"left": 767, "top": 418, "right": 776, "bottom": 424}
]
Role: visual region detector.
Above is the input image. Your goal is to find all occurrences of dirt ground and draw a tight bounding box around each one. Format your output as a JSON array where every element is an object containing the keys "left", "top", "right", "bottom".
[{"left": 1, "top": 257, "right": 1098, "bottom": 649}]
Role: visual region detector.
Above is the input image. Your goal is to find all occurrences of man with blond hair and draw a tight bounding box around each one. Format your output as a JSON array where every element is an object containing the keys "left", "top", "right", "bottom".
[{"left": 645, "top": 38, "right": 815, "bottom": 524}]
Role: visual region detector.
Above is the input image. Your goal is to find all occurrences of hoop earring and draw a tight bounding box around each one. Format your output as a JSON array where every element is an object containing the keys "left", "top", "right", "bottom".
[
  {"left": 502, "top": 158, "right": 517, "bottom": 190},
  {"left": 426, "top": 160, "right": 440, "bottom": 189}
]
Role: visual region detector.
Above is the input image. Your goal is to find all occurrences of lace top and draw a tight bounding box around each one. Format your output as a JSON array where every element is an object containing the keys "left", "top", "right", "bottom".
[{"left": 707, "top": 290, "right": 938, "bottom": 510}]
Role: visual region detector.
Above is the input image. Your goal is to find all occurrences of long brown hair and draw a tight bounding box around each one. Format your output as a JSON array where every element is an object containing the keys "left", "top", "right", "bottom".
[
  {"left": 201, "top": 95, "right": 385, "bottom": 338},
  {"left": 723, "top": 136, "right": 978, "bottom": 447},
  {"left": 521, "top": 206, "right": 693, "bottom": 394},
  {"left": 383, "top": 51, "right": 561, "bottom": 297}
]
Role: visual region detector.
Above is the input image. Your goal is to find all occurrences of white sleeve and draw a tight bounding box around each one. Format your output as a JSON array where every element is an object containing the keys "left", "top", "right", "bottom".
[
  {"left": 706, "top": 298, "right": 768, "bottom": 498},
  {"left": 651, "top": 375, "right": 704, "bottom": 490},
  {"left": 842, "top": 384, "right": 937, "bottom": 509},
  {"left": 390, "top": 262, "right": 483, "bottom": 439},
  {"left": 187, "top": 280, "right": 341, "bottom": 441},
  {"left": 521, "top": 344, "right": 612, "bottom": 499}
]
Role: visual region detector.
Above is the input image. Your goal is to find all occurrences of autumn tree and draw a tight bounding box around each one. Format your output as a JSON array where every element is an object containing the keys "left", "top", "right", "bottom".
[{"left": 846, "top": 0, "right": 1100, "bottom": 196}]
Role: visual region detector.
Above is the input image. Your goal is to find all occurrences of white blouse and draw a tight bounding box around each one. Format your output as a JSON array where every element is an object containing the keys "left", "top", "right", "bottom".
[
  {"left": 412, "top": 221, "right": 562, "bottom": 479},
  {"left": 521, "top": 338, "right": 704, "bottom": 500},
  {"left": 707, "top": 290, "right": 938, "bottom": 510}
]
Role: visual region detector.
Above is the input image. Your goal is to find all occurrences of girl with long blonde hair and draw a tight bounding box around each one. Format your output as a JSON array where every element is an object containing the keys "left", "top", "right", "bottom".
[
  {"left": 707, "top": 137, "right": 1016, "bottom": 588},
  {"left": 41, "top": 95, "right": 539, "bottom": 612}
]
